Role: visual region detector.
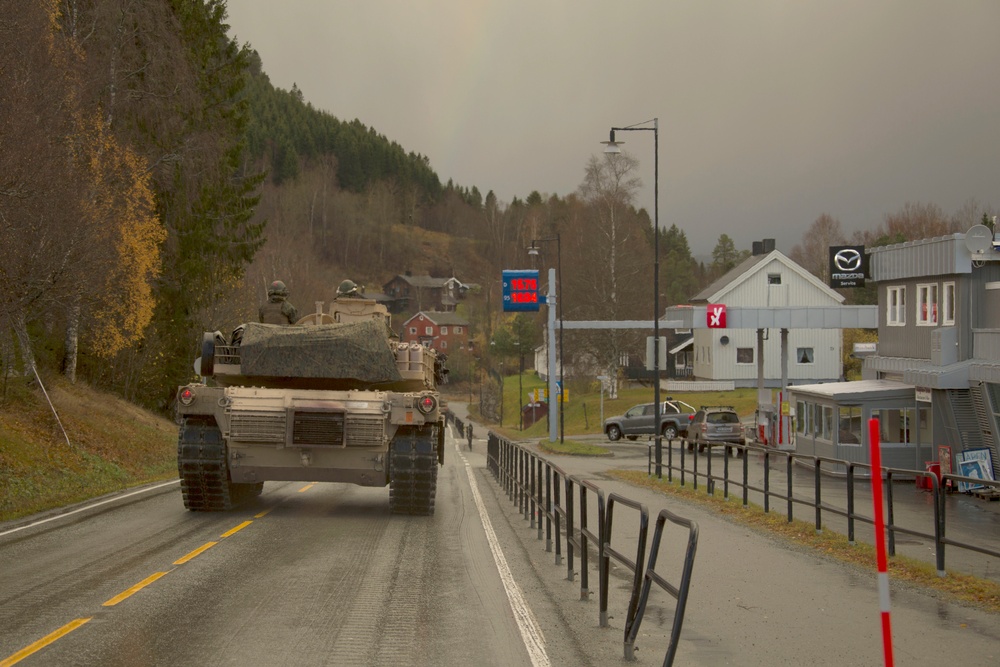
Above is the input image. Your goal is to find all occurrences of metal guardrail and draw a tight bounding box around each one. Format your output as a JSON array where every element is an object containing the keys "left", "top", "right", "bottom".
[
  {"left": 448, "top": 413, "right": 473, "bottom": 450},
  {"left": 648, "top": 438, "right": 1000, "bottom": 576},
  {"left": 485, "top": 431, "right": 699, "bottom": 665},
  {"left": 603, "top": 493, "right": 648, "bottom": 659},
  {"left": 632, "top": 507, "right": 699, "bottom": 667}
]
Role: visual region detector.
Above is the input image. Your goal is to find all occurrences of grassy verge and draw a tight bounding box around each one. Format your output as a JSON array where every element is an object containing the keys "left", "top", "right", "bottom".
[
  {"left": 610, "top": 469, "right": 1000, "bottom": 614},
  {"left": 0, "top": 377, "right": 178, "bottom": 522},
  {"left": 537, "top": 439, "right": 612, "bottom": 457}
]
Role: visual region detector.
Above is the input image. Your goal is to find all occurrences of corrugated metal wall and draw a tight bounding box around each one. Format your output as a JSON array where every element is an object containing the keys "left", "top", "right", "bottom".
[{"left": 869, "top": 234, "right": 970, "bottom": 282}]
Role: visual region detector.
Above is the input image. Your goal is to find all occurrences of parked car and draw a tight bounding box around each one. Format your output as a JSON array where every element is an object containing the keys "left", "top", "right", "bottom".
[
  {"left": 604, "top": 398, "right": 696, "bottom": 442},
  {"left": 687, "top": 405, "right": 746, "bottom": 455}
]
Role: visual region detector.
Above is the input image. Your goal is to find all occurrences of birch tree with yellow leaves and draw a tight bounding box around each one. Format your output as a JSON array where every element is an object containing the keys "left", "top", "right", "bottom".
[
  {"left": 63, "top": 113, "right": 164, "bottom": 380},
  {"left": 0, "top": 0, "right": 164, "bottom": 383}
]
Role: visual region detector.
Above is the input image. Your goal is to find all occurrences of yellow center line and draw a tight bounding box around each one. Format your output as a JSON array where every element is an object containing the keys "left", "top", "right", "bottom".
[
  {"left": 4, "top": 503, "right": 277, "bottom": 666},
  {"left": 220, "top": 520, "right": 253, "bottom": 538},
  {"left": 298, "top": 482, "right": 316, "bottom": 493},
  {"left": 103, "top": 571, "right": 170, "bottom": 607},
  {"left": 0, "top": 618, "right": 91, "bottom": 667},
  {"left": 173, "top": 541, "right": 218, "bottom": 565}
]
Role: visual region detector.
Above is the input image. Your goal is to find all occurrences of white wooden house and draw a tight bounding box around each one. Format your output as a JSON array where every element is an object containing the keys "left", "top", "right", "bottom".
[{"left": 688, "top": 240, "right": 845, "bottom": 387}]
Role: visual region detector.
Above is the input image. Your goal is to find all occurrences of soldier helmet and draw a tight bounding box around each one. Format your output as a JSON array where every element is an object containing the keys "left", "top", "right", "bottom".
[
  {"left": 337, "top": 279, "right": 359, "bottom": 297},
  {"left": 267, "top": 280, "right": 289, "bottom": 298}
]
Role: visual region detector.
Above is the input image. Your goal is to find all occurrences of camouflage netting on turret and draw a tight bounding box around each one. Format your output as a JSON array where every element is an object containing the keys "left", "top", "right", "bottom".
[{"left": 239, "top": 320, "right": 402, "bottom": 383}]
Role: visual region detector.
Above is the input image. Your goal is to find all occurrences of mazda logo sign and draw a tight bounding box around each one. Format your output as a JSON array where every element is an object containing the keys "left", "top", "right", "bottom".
[
  {"left": 834, "top": 248, "right": 862, "bottom": 272},
  {"left": 829, "top": 245, "right": 866, "bottom": 288}
]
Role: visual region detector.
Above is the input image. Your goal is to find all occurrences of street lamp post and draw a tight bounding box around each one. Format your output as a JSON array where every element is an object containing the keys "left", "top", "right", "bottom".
[
  {"left": 515, "top": 340, "right": 524, "bottom": 430},
  {"left": 528, "top": 235, "right": 564, "bottom": 443},
  {"left": 499, "top": 360, "right": 505, "bottom": 426},
  {"left": 468, "top": 341, "right": 475, "bottom": 405},
  {"left": 603, "top": 118, "right": 662, "bottom": 477}
]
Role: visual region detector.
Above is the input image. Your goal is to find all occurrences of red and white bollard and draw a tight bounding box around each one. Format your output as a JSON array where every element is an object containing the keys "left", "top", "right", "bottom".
[{"left": 868, "top": 418, "right": 895, "bottom": 666}]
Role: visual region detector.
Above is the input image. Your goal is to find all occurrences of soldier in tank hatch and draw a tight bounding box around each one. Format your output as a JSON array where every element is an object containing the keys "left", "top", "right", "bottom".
[
  {"left": 258, "top": 280, "right": 299, "bottom": 325},
  {"left": 336, "top": 279, "right": 362, "bottom": 299}
]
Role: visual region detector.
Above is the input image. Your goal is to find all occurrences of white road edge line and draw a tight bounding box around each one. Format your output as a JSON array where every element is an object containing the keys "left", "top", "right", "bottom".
[
  {"left": 0, "top": 479, "right": 180, "bottom": 538},
  {"left": 457, "top": 439, "right": 551, "bottom": 667}
]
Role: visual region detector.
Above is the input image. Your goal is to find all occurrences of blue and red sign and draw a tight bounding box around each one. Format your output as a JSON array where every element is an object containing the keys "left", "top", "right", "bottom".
[{"left": 502, "top": 270, "right": 540, "bottom": 312}]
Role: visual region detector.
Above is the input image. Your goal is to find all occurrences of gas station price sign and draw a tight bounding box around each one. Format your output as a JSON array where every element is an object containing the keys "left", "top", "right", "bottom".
[{"left": 502, "top": 270, "right": 540, "bottom": 312}]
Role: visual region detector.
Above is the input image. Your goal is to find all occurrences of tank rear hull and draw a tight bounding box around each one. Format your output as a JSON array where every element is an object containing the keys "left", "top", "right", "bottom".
[{"left": 178, "top": 312, "right": 445, "bottom": 514}]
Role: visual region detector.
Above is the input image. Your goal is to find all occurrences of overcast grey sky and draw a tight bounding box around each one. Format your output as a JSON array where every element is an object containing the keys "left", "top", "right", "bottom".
[{"left": 225, "top": 1, "right": 1000, "bottom": 257}]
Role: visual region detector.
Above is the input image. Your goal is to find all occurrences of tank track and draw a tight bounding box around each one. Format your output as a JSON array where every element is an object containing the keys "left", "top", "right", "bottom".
[
  {"left": 389, "top": 425, "right": 440, "bottom": 515},
  {"left": 177, "top": 416, "right": 261, "bottom": 511}
]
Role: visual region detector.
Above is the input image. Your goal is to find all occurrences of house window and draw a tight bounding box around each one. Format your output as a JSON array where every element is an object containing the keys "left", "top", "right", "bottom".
[
  {"left": 736, "top": 348, "right": 754, "bottom": 364},
  {"left": 425, "top": 326, "right": 433, "bottom": 335},
  {"left": 440, "top": 326, "right": 448, "bottom": 335},
  {"left": 870, "top": 407, "right": 926, "bottom": 444},
  {"left": 942, "top": 282, "right": 955, "bottom": 326},
  {"left": 887, "top": 286, "right": 905, "bottom": 326},
  {"left": 821, "top": 406, "right": 834, "bottom": 440},
  {"left": 805, "top": 403, "right": 818, "bottom": 436},
  {"left": 455, "top": 326, "right": 463, "bottom": 334},
  {"left": 768, "top": 273, "right": 782, "bottom": 285},
  {"left": 839, "top": 406, "right": 862, "bottom": 446},
  {"left": 409, "top": 327, "right": 416, "bottom": 335},
  {"left": 797, "top": 347, "right": 814, "bottom": 364},
  {"left": 917, "top": 283, "right": 938, "bottom": 325}
]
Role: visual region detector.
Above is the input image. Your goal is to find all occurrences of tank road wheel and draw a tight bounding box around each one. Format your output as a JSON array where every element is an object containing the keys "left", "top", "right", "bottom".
[
  {"left": 177, "top": 417, "right": 258, "bottom": 511},
  {"left": 389, "top": 425, "right": 440, "bottom": 516}
]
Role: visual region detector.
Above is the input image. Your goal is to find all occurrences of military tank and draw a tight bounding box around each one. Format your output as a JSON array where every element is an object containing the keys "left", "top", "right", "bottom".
[{"left": 175, "top": 296, "right": 446, "bottom": 515}]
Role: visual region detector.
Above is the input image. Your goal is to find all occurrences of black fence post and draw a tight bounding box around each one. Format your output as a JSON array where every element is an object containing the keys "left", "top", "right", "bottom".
[{"left": 786, "top": 454, "right": 794, "bottom": 522}]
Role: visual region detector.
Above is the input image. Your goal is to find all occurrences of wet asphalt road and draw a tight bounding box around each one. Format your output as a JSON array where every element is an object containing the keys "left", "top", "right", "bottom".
[
  {"left": 0, "top": 431, "right": 555, "bottom": 666},
  {"left": 2, "top": 408, "right": 998, "bottom": 666}
]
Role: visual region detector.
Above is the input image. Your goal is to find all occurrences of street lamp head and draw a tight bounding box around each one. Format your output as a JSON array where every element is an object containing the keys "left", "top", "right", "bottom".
[
  {"left": 527, "top": 244, "right": 539, "bottom": 257},
  {"left": 601, "top": 129, "right": 622, "bottom": 154}
]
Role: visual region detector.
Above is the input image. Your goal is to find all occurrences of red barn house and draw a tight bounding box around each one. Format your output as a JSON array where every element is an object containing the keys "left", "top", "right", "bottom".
[{"left": 401, "top": 311, "right": 470, "bottom": 354}]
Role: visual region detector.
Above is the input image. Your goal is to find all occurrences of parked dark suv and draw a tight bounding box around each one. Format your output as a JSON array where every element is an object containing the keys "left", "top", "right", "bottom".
[{"left": 686, "top": 406, "right": 746, "bottom": 455}]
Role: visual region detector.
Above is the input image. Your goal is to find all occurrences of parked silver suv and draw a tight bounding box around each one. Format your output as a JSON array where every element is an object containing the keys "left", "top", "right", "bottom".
[{"left": 686, "top": 405, "right": 746, "bottom": 456}]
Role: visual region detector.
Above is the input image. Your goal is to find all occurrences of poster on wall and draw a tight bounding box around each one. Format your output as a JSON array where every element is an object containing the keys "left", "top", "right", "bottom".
[
  {"left": 955, "top": 448, "right": 995, "bottom": 492},
  {"left": 938, "top": 446, "right": 952, "bottom": 476}
]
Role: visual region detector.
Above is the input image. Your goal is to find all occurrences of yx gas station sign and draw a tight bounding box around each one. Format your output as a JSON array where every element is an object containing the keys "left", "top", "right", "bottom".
[{"left": 707, "top": 304, "right": 727, "bottom": 328}]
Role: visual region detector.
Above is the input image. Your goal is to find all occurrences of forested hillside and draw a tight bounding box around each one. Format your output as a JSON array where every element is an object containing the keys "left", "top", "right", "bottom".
[{"left": 2, "top": 0, "right": 992, "bottom": 418}]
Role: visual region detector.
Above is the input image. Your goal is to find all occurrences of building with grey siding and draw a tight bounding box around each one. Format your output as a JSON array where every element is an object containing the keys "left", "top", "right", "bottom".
[{"left": 791, "top": 231, "right": 1000, "bottom": 477}]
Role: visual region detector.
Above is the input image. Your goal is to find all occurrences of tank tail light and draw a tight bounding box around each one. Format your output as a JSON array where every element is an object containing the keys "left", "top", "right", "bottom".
[
  {"left": 179, "top": 387, "right": 196, "bottom": 406},
  {"left": 416, "top": 395, "right": 437, "bottom": 414}
]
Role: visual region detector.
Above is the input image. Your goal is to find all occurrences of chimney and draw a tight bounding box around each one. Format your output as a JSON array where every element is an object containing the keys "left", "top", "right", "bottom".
[
  {"left": 752, "top": 241, "right": 764, "bottom": 256},
  {"left": 762, "top": 238, "right": 776, "bottom": 253}
]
